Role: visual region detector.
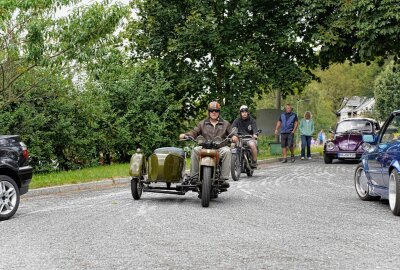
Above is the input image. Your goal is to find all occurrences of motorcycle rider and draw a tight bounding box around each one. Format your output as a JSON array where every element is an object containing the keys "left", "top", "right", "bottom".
[
  {"left": 179, "top": 101, "right": 238, "bottom": 189},
  {"left": 232, "top": 105, "right": 259, "bottom": 168}
]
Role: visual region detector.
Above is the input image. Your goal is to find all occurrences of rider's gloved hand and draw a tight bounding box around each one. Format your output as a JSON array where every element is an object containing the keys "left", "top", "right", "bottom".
[{"left": 231, "top": 135, "right": 239, "bottom": 143}]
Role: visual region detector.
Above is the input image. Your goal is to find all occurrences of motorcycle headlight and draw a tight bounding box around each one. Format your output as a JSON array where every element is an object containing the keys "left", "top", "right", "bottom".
[
  {"left": 362, "top": 142, "right": 371, "bottom": 151},
  {"left": 326, "top": 142, "right": 335, "bottom": 150}
]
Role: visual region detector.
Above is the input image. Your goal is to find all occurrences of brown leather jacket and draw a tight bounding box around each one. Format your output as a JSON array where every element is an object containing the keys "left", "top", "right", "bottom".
[{"left": 185, "top": 117, "right": 234, "bottom": 141}]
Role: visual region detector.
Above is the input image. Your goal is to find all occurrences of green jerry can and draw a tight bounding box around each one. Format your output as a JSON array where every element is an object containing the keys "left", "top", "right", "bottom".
[{"left": 148, "top": 147, "right": 186, "bottom": 183}]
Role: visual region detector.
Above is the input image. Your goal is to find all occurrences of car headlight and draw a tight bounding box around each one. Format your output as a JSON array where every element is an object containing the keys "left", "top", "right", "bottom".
[
  {"left": 362, "top": 142, "right": 371, "bottom": 151},
  {"left": 326, "top": 142, "right": 335, "bottom": 150}
]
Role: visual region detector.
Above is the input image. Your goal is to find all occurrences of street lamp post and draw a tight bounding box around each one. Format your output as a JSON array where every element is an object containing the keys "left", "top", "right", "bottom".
[{"left": 296, "top": 99, "right": 310, "bottom": 147}]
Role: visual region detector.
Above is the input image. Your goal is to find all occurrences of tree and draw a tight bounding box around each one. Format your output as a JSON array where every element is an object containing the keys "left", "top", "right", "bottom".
[
  {"left": 0, "top": 0, "right": 127, "bottom": 108},
  {"left": 374, "top": 62, "right": 400, "bottom": 121},
  {"left": 301, "top": 0, "right": 400, "bottom": 67},
  {"left": 129, "top": 0, "right": 317, "bottom": 121},
  {"left": 97, "top": 61, "right": 183, "bottom": 159}
]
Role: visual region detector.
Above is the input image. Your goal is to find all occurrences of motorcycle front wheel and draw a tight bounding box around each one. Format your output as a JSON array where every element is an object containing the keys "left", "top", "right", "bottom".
[
  {"left": 245, "top": 152, "right": 254, "bottom": 177},
  {"left": 201, "top": 166, "right": 212, "bottom": 207},
  {"left": 231, "top": 153, "right": 241, "bottom": 181}
]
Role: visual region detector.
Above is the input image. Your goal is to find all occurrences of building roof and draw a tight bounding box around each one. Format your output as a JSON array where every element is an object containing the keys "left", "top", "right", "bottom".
[{"left": 337, "top": 96, "right": 375, "bottom": 114}]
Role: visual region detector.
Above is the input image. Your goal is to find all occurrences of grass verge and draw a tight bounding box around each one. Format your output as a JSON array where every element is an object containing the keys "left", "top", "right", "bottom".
[{"left": 31, "top": 163, "right": 130, "bottom": 189}]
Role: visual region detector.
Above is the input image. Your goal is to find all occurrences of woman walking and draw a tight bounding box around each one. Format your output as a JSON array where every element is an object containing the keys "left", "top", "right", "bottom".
[{"left": 299, "top": 111, "right": 314, "bottom": 160}]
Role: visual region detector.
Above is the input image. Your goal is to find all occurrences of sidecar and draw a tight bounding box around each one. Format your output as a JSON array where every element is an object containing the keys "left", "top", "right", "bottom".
[{"left": 130, "top": 147, "right": 196, "bottom": 200}]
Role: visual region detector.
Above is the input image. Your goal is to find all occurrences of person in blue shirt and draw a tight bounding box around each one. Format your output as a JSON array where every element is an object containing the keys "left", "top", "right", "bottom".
[{"left": 274, "top": 104, "right": 298, "bottom": 163}]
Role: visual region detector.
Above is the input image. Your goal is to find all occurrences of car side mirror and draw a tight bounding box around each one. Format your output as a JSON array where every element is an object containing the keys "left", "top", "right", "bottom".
[{"left": 362, "top": 134, "right": 376, "bottom": 144}]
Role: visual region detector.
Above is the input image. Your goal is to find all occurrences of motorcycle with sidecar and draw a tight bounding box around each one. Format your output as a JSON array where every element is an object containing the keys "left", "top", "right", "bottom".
[{"left": 129, "top": 130, "right": 236, "bottom": 207}]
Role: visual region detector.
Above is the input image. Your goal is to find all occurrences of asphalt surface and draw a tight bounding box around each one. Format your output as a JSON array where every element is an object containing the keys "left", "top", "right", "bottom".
[{"left": 2, "top": 157, "right": 400, "bottom": 269}]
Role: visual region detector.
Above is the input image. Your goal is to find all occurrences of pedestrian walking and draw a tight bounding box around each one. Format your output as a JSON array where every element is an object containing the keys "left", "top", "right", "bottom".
[
  {"left": 274, "top": 104, "right": 298, "bottom": 163},
  {"left": 299, "top": 111, "right": 314, "bottom": 160},
  {"left": 318, "top": 129, "right": 326, "bottom": 145}
]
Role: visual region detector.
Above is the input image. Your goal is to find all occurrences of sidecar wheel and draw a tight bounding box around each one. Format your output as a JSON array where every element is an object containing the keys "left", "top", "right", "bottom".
[
  {"left": 131, "top": 178, "right": 143, "bottom": 200},
  {"left": 231, "top": 153, "right": 241, "bottom": 181},
  {"left": 201, "top": 167, "right": 212, "bottom": 207}
]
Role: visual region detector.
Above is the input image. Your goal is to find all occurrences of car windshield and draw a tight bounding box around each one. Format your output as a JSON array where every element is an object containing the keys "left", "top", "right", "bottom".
[{"left": 336, "top": 120, "right": 373, "bottom": 133}]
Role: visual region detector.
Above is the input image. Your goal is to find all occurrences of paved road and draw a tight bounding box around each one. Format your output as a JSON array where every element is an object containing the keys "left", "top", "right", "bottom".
[{"left": 2, "top": 158, "right": 400, "bottom": 269}]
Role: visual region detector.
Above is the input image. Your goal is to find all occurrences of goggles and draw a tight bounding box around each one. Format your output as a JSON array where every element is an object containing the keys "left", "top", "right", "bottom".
[
  {"left": 240, "top": 108, "right": 249, "bottom": 112},
  {"left": 209, "top": 109, "right": 220, "bottom": 113}
]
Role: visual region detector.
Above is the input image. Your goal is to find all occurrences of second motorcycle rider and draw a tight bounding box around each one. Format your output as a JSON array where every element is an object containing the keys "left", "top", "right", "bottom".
[{"left": 232, "top": 105, "right": 259, "bottom": 168}]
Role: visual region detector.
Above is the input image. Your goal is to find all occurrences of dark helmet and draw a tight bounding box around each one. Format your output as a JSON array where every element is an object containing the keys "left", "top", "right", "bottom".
[{"left": 208, "top": 101, "right": 221, "bottom": 111}]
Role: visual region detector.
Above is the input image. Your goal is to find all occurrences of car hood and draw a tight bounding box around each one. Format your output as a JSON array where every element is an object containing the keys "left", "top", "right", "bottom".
[{"left": 334, "top": 133, "right": 363, "bottom": 151}]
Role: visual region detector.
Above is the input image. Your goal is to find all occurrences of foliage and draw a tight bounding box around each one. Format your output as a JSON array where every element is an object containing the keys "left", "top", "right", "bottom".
[
  {"left": 100, "top": 61, "right": 184, "bottom": 159},
  {"left": 129, "top": 0, "right": 317, "bottom": 121},
  {"left": 0, "top": 1, "right": 130, "bottom": 171},
  {"left": 309, "top": 61, "right": 383, "bottom": 110},
  {"left": 0, "top": 66, "right": 107, "bottom": 171},
  {"left": 0, "top": 0, "right": 127, "bottom": 108},
  {"left": 301, "top": 0, "right": 400, "bottom": 67},
  {"left": 374, "top": 62, "right": 400, "bottom": 120}
]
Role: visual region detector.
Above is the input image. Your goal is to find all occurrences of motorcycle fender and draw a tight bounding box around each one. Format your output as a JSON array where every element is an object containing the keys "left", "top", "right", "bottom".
[
  {"left": 200, "top": 156, "right": 216, "bottom": 167},
  {"left": 129, "top": 152, "right": 145, "bottom": 177}
]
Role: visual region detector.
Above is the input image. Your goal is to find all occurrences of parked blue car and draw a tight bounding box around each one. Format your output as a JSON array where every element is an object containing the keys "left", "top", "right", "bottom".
[{"left": 354, "top": 110, "right": 400, "bottom": 216}]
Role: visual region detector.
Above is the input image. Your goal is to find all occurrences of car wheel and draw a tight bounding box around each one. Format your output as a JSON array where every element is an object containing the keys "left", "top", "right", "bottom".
[
  {"left": 0, "top": 175, "right": 20, "bottom": 221},
  {"left": 389, "top": 170, "right": 400, "bottom": 216},
  {"left": 324, "top": 153, "right": 333, "bottom": 164},
  {"left": 354, "top": 165, "right": 379, "bottom": 201}
]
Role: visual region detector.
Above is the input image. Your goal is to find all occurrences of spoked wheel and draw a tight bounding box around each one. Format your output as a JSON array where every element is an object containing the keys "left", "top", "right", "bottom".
[
  {"left": 0, "top": 175, "right": 20, "bottom": 221},
  {"left": 131, "top": 177, "right": 143, "bottom": 200},
  {"left": 389, "top": 170, "right": 400, "bottom": 216},
  {"left": 231, "top": 153, "right": 241, "bottom": 181},
  {"left": 354, "top": 165, "right": 379, "bottom": 201},
  {"left": 201, "top": 167, "right": 212, "bottom": 207},
  {"left": 245, "top": 153, "right": 254, "bottom": 177}
]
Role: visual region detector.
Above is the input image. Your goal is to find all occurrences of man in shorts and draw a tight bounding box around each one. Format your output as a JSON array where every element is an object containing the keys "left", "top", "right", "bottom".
[{"left": 274, "top": 104, "right": 298, "bottom": 163}]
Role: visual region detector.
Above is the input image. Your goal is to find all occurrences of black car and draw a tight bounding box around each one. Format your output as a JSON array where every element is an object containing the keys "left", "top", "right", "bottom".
[{"left": 0, "top": 135, "right": 33, "bottom": 221}]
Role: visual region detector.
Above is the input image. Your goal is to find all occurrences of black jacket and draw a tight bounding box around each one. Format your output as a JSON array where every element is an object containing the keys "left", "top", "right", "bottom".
[{"left": 232, "top": 116, "right": 257, "bottom": 135}]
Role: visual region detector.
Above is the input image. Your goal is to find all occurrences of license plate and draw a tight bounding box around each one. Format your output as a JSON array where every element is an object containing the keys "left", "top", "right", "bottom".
[{"left": 338, "top": 152, "right": 356, "bottom": 158}]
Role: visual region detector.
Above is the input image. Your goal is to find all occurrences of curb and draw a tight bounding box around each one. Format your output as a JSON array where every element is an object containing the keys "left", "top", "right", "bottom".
[
  {"left": 258, "top": 151, "right": 321, "bottom": 165},
  {"left": 25, "top": 178, "right": 131, "bottom": 198},
  {"left": 25, "top": 152, "right": 322, "bottom": 198}
]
